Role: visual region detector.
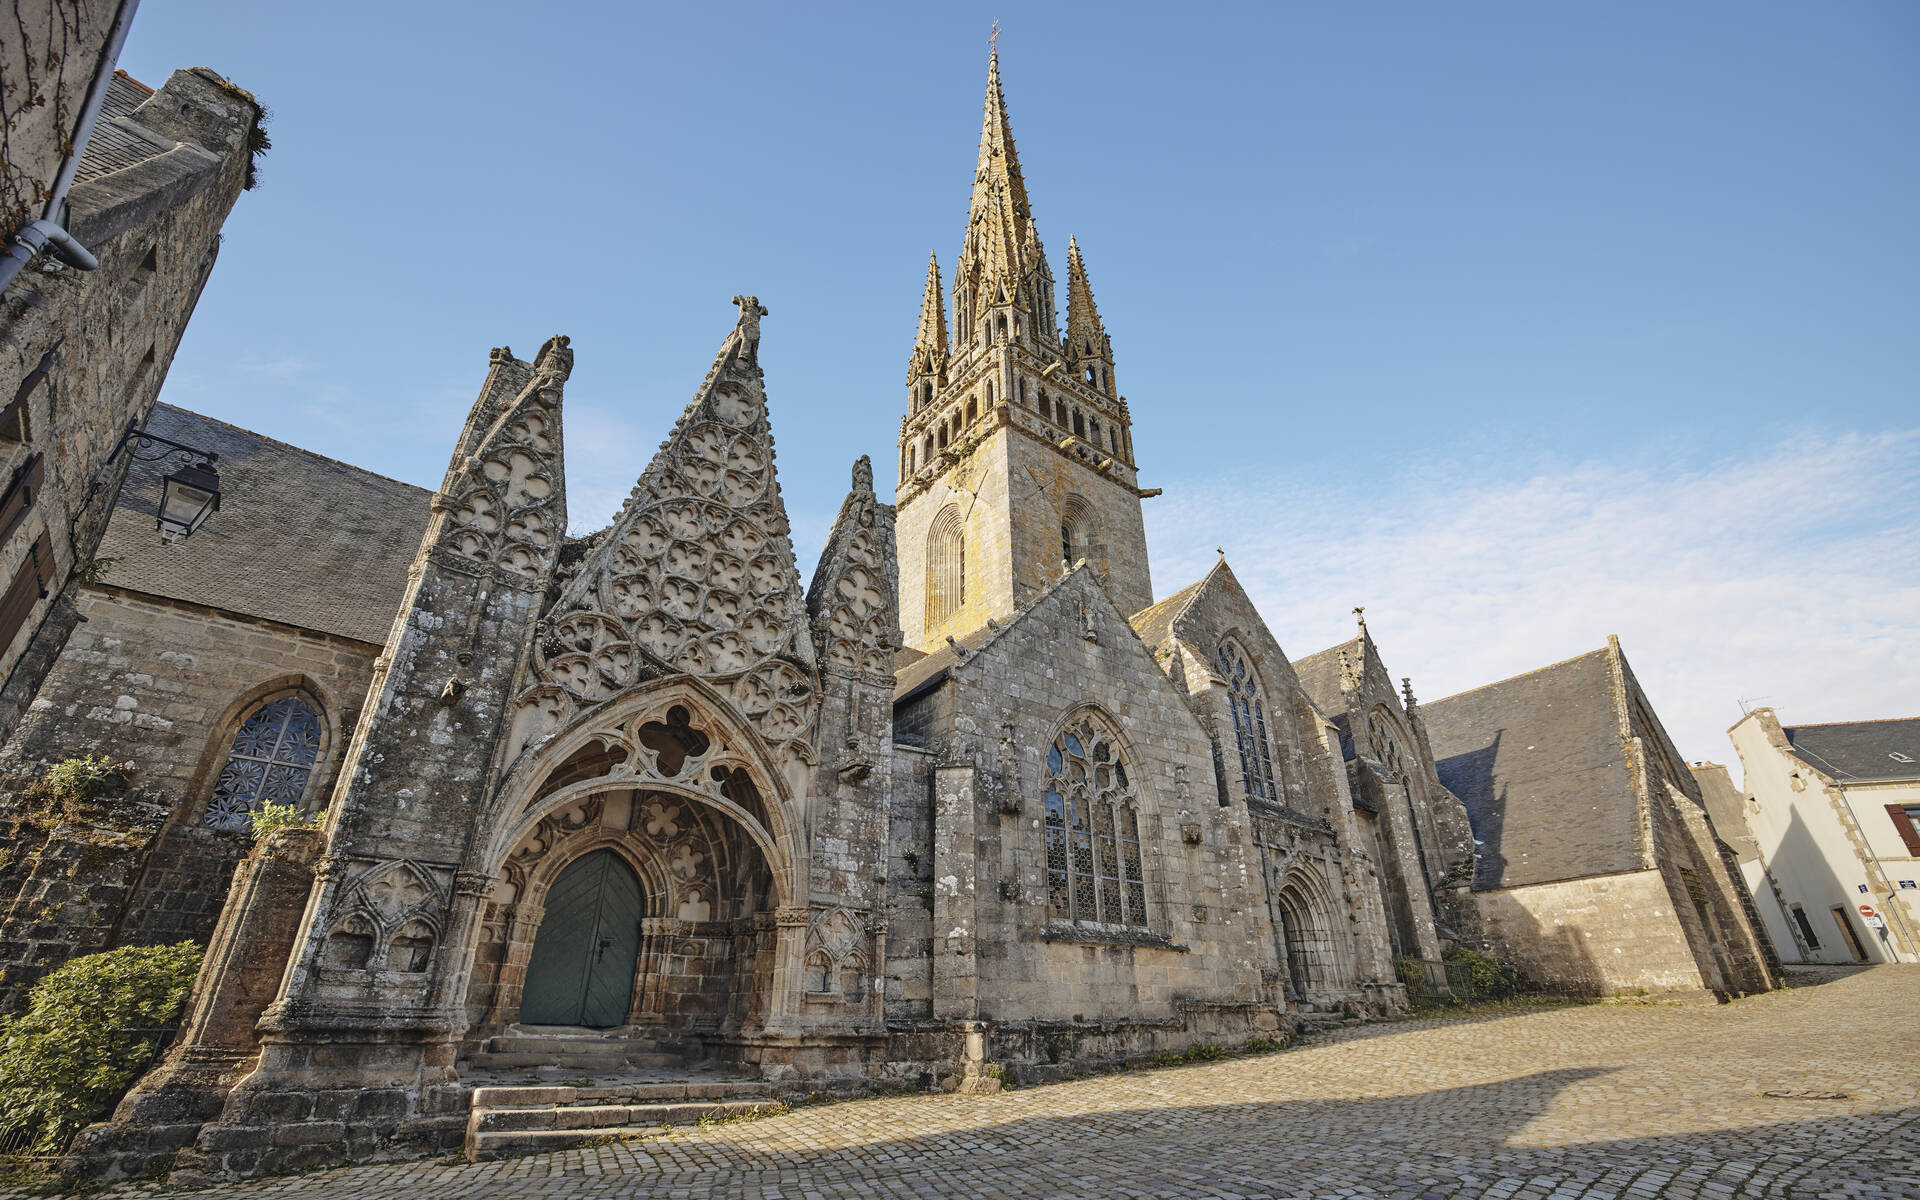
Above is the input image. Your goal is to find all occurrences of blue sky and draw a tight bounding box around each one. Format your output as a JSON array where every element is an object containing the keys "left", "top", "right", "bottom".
[{"left": 122, "top": 3, "right": 1918, "bottom": 767}]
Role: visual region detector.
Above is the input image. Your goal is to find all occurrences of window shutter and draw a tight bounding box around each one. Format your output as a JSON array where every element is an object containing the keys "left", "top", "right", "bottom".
[
  {"left": 0, "top": 531, "right": 53, "bottom": 654},
  {"left": 1886, "top": 804, "right": 1920, "bottom": 857},
  {"left": 0, "top": 454, "right": 44, "bottom": 545}
]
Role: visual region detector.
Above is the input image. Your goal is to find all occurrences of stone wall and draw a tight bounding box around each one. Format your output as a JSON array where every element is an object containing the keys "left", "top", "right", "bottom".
[
  {"left": 1447, "top": 869, "right": 1709, "bottom": 996},
  {"left": 0, "top": 585, "right": 379, "bottom": 1010},
  {"left": 1, "top": 0, "right": 119, "bottom": 242},
  {"left": 0, "top": 799, "right": 158, "bottom": 1012},
  {"left": 903, "top": 569, "right": 1275, "bottom": 1030},
  {"left": 1, "top": 66, "right": 260, "bottom": 745}
]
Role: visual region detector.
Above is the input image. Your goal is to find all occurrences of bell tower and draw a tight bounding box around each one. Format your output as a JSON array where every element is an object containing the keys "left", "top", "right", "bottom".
[{"left": 894, "top": 48, "right": 1152, "bottom": 653}]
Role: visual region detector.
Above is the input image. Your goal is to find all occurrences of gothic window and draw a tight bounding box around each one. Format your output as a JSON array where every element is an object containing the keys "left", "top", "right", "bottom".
[
  {"left": 937, "top": 424, "right": 948, "bottom": 449},
  {"left": 1042, "top": 713, "right": 1148, "bottom": 929},
  {"left": 1059, "top": 495, "right": 1098, "bottom": 567},
  {"left": 1072, "top": 410, "right": 1086, "bottom": 439},
  {"left": 1367, "top": 712, "right": 1408, "bottom": 780},
  {"left": 1216, "top": 642, "right": 1278, "bottom": 803},
  {"left": 967, "top": 398, "right": 979, "bottom": 424},
  {"left": 202, "top": 693, "right": 325, "bottom": 831},
  {"left": 926, "top": 504, "right": 965, "bottom": 626}
]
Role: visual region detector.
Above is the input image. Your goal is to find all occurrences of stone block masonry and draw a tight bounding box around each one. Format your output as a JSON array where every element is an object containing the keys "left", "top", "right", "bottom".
[{"left": 0, "top": 585, "right": 380, "bottom": 1011}]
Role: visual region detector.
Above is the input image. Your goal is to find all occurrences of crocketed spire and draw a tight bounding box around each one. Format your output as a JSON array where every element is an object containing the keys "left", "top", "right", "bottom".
[
  {"left": 953, "top": 47, "right": 1056, "bottom": 355},
  {"left": 908, "top": 251, "right": 948, "bottom": 384},
  {"left": 1064, "top": 236, "right": 1111, "bottom": 374}
]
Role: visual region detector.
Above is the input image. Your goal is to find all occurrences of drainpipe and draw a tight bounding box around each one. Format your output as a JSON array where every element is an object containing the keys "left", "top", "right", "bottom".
[{"left": 0, "top": 0, "right": 142, "bottom": 293}]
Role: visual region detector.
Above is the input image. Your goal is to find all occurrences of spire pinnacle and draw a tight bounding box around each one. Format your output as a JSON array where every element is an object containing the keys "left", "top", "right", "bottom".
[
  {"left": 1065, "top": 235, "right": 1108, "bottom": 361},
  {"left": 909, "top": 251, "right": 949, "bottom": 381},
  {"left": 954, "top": 41, "right": 1053, "bottom": 351}
]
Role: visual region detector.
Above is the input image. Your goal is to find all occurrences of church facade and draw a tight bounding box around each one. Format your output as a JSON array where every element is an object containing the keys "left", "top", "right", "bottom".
[{"left": 0, "top": 52, "right": 1773, "bottom": 1180}]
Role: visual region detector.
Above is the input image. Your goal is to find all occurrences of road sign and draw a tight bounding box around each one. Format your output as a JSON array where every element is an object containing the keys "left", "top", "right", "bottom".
[{"left": 1859, "top": 904, "right": 1877, "bottom": 919}]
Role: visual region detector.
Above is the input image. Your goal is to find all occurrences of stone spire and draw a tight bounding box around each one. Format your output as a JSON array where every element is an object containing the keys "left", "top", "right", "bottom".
[
  {"left": 953, "top": 47, "right": 1057, "bottom": 357},
  {"left": 908, "top": 251, "right": 949, "bottom": 388},
  {"left": 1064, "top": 236, "right": 1114, "bottom": 397}
]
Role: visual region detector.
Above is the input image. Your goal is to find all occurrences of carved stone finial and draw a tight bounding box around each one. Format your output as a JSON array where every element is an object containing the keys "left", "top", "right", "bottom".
[
  {"left": 731, "top": 294, "right": 769, "bottom": 346},
  {"left": 1353, "top": 605, "right": 1368, "bottom": 637},
  {"left": 531, "top": 335, "right": 573, "bottom": 389},
  {"left": 1402, "top": 677, "right": 1418, "bottom": 709},
  {"left": 852, "top": 455, "right": 873, "bottom": 495}
]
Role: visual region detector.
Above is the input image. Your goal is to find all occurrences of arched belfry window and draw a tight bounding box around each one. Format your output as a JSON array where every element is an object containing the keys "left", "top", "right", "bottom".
[
  {"left": 1059, "top": 495, "right": 1100, "bottom": 567},
  {"left": 1042, "top": 713, "right": 1148, "bottom": 929},
  {"left": 1217, "top": 641, "right": 1278, "bottom": 804},
  {"left": 202, "top": 693, "right": 326, "bottom": 830},
  {"left": 926, "top": 504, "right": 965, "bottom": 627}
]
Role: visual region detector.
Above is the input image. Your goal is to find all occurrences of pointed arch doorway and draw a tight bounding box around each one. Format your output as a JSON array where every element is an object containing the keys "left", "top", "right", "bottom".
[{"left": 522, "top": 849, "right": 644, "bottom": 1027}]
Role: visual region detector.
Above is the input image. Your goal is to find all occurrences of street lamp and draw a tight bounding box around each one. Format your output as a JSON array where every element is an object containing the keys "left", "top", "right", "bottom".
[
  {"left": 156, "top": 458, "right": 220, "bottom": 543},
  {"left": 94, "top": 420, "right": 223, "bottom": 544}
]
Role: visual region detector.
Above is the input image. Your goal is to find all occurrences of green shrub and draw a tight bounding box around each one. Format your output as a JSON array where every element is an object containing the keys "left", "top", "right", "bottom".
[
  {"left": 0, "top": 942, "right": 201, "bottom": 1153},
  {"left": 1150, "top": 1050, "right": 1183, "bottom": 1067},
  {"left": 1394, "top": 955, "right": 1430, "bottom": 1001},
  {"left": 20, "top": 755, "right": 119, "bottom": 812},
  {"left": 1243, "top": 1035, "right": 1280, "bottom": 1054},
  {"left": 1182, "top": 1043, "right": 1225, "bottom": 1062},
  {"left": 1442, "top": 946, "right": 1515, "bottom": 1000},
  {"left": 247, "top": 801, "right": 320, "bottom": 839}
]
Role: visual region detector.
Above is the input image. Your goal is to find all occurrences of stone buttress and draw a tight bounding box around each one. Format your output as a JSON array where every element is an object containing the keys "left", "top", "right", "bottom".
[{"left": 174, "top": 336, "right": 572, "bottom": 1177}]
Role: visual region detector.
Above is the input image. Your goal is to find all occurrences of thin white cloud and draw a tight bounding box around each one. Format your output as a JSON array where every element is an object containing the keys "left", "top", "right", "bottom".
[{"left": 1145, "top": 430, "right": 1920, "bottom": 777}]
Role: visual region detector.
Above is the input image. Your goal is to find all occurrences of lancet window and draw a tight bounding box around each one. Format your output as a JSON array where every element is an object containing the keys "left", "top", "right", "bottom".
[
  {"left": 1217, "top": 641, "right": 1278, "bottom": 804},
  {"left": 1042, "top": 714, "right": 1148, "bottom": 929},
  {"left": 202, "top": 693, "right": 325, "bottom": 831},
  {"left": 926, "top": 504, "right": 965, "bottom": 626}
]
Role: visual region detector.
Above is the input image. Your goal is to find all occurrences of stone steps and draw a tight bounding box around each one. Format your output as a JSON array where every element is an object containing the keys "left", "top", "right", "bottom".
[
  {"left": 465, "top": 1083, "right": 778, "bottom": 1162},
  {"left": 462, "top": 1028, "right": 689, "bottom": 1073}
]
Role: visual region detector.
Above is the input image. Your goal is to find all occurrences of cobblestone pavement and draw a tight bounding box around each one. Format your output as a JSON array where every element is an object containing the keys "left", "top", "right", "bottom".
[{"left": 24, "top": 966, "right": 1920, "bottom": 1199}]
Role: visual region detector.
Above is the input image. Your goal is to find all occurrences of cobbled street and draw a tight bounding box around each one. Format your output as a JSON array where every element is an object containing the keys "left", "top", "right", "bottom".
[{"left": 22, "top": 967, "right": 1920, "bottom": 1200}]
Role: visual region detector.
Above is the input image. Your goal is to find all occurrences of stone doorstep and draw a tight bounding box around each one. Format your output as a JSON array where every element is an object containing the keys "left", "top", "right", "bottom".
[
  {"left": 464, "top": 1096, "right": 780, "bottom": 1163},
  {"left": 463, "top": 1050, "right": 686, "bottom": 1070},
  {"left": 469, "top": 1081, "right": 759, "bottom": 1108},
  {"left": 473, "top": 1099, "right": 773, "bottom": 1134}
]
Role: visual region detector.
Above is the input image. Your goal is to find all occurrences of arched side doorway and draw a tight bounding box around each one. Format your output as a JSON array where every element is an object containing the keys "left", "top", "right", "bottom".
[
  {"left": 1271, "top": 865, "right": 1355, "bottom": 1005},
  {"left": 522, "top": 850, "right": 644, "bottom": 1027}
]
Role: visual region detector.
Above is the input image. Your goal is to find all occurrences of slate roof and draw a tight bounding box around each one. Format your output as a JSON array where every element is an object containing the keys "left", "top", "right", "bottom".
[
  {"left": 892, "top": 623, "right": 997, "bottom": 703},
  {"left": 73, "top": 74, "right": 172, "bottom": 185},
  {"left": 1420, "top": 648, "right": 1644, "bottom": 890},
  {"left": 1127, "top": 571, "right": 1209, "bottom": 653},
  {"left": 1290, "top": 638, "right": 1359, "bottom": 719},
  {"left": 95, "top": 405, "right": 431, "bottom": 645},
  {"left": 1782, "top": 718, "right": 1920, "bottom": 785}
]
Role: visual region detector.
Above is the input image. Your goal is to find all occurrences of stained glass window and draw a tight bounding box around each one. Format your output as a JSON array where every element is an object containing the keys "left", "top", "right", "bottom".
[
  {"left": 1042, "top": 714, "right": 1148, "bottom": 929},
  {"left": 202, "top": 695, "right": 324, "bottom": 831},
  {"left": 1217, "top": 641, "right": 1278, "bottom": 803}
]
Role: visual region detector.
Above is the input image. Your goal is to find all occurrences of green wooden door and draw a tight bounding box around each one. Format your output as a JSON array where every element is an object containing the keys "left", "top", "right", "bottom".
[{"left": 521, "top": 850, "right": 643, "bottom": 1028}]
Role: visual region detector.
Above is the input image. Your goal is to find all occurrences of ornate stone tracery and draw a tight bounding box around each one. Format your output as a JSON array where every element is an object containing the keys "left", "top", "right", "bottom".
[
  {"left": 506, "top": 302, "right": 818, "bottom": 764},
  {"left": 435, "top": 335, "right": 570, "bottom": 581}
]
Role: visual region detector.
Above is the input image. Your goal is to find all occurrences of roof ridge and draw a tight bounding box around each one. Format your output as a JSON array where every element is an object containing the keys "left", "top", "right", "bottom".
[
  {"left": 156, "top": 403, "right": 432, "bottom": 494},
  {"left": 1784, "top": 716, "right": 1920, "bottom": 731},
  {"left": 1422, "top": 644, "right": 1612, "bottom": 707}
]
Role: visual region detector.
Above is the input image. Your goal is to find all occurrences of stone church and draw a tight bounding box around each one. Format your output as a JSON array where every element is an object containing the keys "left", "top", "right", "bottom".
[{"left": 0, "top": 51, "right": 1773, "bottom": 1178}]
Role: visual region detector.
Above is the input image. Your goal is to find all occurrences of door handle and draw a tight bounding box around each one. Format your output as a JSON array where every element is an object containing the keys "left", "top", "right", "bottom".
[{"left": 596, "top": 936, "right": 612, "bottom": 962}]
